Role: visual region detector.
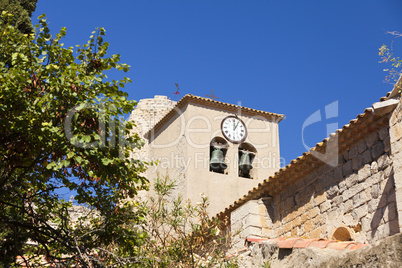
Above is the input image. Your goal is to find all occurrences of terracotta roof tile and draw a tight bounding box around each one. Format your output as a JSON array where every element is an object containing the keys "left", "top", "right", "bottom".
[
  {"left": 349, "top": 244, "right": 369, "bottom": 250},
  {"left": 293, "top": 238, "right": 321, "bottom": 248},
  {"left": 309, "top": 240, "right": 337, "bottom": 249},
  {"left": 277, "top": 238, "right": 302, "bottom": 249}
]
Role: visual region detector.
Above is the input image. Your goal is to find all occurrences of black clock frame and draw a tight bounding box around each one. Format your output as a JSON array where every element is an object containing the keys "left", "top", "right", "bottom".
[{"left": 221, "top": 115, "right": 247, "bottom": 144}]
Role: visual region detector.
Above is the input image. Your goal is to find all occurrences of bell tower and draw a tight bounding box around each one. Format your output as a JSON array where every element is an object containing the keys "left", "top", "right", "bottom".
[{"left": 129, "top": 94, "right": 284, "bottom": 216}]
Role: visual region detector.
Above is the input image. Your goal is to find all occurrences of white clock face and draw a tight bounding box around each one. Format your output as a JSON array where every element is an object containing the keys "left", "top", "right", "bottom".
[{"left": 221, "top": 116, "right": 247, "bottom": 143}]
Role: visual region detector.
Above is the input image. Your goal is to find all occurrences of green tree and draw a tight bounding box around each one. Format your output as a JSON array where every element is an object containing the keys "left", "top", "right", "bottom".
[
  {"left": 0, "top": 0, "right": 38, "bottom": 34},
  {"left": 0, "top": 12, "right": 148, "bottom": 266}
]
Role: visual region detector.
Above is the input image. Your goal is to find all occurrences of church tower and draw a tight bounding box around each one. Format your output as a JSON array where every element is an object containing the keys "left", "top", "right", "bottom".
[{"left": 129, "top": 94, "right": 284, "bottom": 216}]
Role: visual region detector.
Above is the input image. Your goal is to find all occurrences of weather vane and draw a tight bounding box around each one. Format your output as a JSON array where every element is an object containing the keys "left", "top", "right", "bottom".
[
  {"left": 206, "top": 90, "right": 219, "bottom": 100},
  {"left": 173, "top": 83, "right": 181, "bottom": 100}
]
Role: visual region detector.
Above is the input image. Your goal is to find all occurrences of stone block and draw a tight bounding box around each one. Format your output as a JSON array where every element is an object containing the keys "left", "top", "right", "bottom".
[
  {"left": 291, "top": 226, "right": 298, "bottom": 237},
  {"left": 368, "top": 198, "right": 380, "bottom": 214},
  {"left": 357, "top": 140, "right": 367, "bottom": 154},
  {"left": 345, "top": 173, "right": 359, "bottom": 188},
  {"left": 379, "top": 126, "right": 389, "bottom": 140},
  {"left": 361, "top": 216, "right": 371, "bottom": 232},
  {"left": 366, "top": 171, "right": 384, "bottom": 187},
  {"left": 304, "top": 220, "right": 314, "bottom": 234},
  {"left": 370, "top": 161, "right": 378, "bottom": 174},
  {"left": 391, "top": 138, "right": 402, "bottom": 154},
  {"left": 384, "top": 138, "right": 391, "bottom": 153},
  {"left": 349, "top": 145, "right": 359, "bottom": 159},
  {"left": 355, "top": 189, "right": 370, "bottom": 207},
  {"left": 283, "top": 221, "right": 292, "bottom": 234},
  {"left": 320, "top": 200, "right": 331, "bottom": 213},
  {"left": 313, "top": 214, "right": 325, "bottom": 226},
  {"left": 241, "top": 225, "right": 263, "bottom": 238},
  {"left": 309, "top": 226, "right": 325, "bottom": 239},
  {"left": 343, "top": 160, "right": 353, "bottom": 177},
  {"left": 371, "top": 141, "right": 385, "bottom": 160},
  {"left": 332, "top": 195, "right": 343, "bottom": 207},
  {"left": 339, "top": 180, "right": 347, "bottom": 193},
  {"left": 344, "top": 199, "right": 354, "bottom": 213},
  {"left": 243, "top": 213, "right": 264, "bottom": 228},
  {"left": 362, "top": 149, "right": 373, "bottom": 164},
  {"left": 293, "top": 215, "right": 301, "bottom": 227},
  {"left": 308, "top": 207, "right": 320, "bottom": 220},
  {"left": 314, "top": 179, "right": 323, "bottom": 192},
  {"left": 327, "top": 208, "right": 343, "bottom": 227},
  {"left": 366, "top": 132, "right": 379, "bottom": 148},
  {"left": 326, "top": 185, "right": 339, "bottom": 199},
  {"left": 358, "top": 164, "right": 371, "bottom": 182},
  {"left": 377, "top": 154, "right": 390, "bottom": 170},
  {"left": 301, "top": 212, "right": 308, "bottom": 224},
  {"left": 390, "top": 120, "right": 402, "bottom": 143},
  {"left": 314, "top": 192, "right": 326, "bottom": 206},
  {"left": 371, "top": 183, "right": 381, "bottom": 199},
  {"left": 334, "top": 166, "right": 343, "bottom": 182},
  {"left": 343, "top": 213, "right": 358, "bottom": 226},
  {"left": 352, "top": 155, "right": 363, "bottom": 171},
  {"left": 343, "top": 150, "right": 349, "bottom": 161},
  {"left": 371, "top": 209, "right": 384, "bottom": 229},
  {"left": 384, "top": 165, "right": 393, "bottom": 178},
  {"left": 352, "top": 204, "right": 368, "bottom": 220}
]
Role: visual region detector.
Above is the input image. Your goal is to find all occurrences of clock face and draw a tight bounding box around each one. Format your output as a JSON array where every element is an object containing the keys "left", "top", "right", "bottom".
[{"left": 221, "top": 116, "right": 247, "bottom": 143}]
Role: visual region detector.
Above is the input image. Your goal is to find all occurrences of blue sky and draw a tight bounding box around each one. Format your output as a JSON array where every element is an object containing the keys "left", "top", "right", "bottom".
[{"left": 33, "top": 0, "right": 402, "bottom": 166}]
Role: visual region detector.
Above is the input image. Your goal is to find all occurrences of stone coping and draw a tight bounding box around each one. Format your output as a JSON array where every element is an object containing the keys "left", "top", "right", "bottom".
[{"left": 244, "top": 237, "right": 369, "bottom": 251}]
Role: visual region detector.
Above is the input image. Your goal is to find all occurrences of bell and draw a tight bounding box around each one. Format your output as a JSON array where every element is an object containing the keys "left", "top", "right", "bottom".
[
  {"left": 239, "top": 152, "right": 253, "bottom": 172},
  {"left": 210, "top": 148, "right": 227, "bottom": 172}
]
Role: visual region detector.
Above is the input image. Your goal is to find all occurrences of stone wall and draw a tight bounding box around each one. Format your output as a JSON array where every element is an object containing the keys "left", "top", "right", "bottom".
[
  {"left": 128, "top": 95, "right": 176, "bottom": 160},
  {"left": 231, "top": 105, "right": 402, "bottom": 247}
]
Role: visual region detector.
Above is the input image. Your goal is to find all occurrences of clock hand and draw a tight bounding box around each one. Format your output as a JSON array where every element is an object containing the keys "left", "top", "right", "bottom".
[{"left": 234, "top": 121, "right": 239, "bottom": 130}]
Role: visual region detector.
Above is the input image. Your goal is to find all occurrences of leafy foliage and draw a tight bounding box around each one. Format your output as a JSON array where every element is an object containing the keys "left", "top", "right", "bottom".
[
  {"left": 379, "top": 31, "right": 402, "bottom": 85},
  {"left": 136, "top": 175, "right": 237, "bottom": 268},
  {"left": 0, "top": 12, "right": 149, "bottom": 266},
  {"left": 0, "top": 0, "right": 38, "bottom": 34}
]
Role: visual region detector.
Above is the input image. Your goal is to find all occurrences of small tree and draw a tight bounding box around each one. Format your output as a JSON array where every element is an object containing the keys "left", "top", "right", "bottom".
[
  {"left": 136, "top": 175, "right": 237, "bottom": 268},
  {"left": 0, "top": 13, "right": 148, "bottom": 266},
  {"left": 379, "top": 31, "right": 402, "bottom": 85}
]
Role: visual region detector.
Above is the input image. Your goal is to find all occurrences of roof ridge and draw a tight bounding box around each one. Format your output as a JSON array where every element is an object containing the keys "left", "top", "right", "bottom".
[{"left": 144, "top": 94, "right": 285, "bottom": 138}]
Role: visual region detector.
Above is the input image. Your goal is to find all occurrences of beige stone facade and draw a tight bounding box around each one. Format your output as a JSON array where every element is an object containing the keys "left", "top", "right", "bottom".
[{"left": 128, "top": 94, "right": 284, "bottom": 216}]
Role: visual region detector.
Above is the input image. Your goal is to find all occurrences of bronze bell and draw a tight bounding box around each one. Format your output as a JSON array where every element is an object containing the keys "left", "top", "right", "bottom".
[
  {"left": 210, "top": 148, "right": 227, "bottom": 172},
  {"left": 239, "top": 152, "right": 253, "bottom": 172}
]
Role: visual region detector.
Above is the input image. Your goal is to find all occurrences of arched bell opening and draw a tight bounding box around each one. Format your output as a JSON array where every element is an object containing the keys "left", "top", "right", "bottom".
[
  {"left": 210, "top": 137, "right": 228, "bottom": 174},
  {"left": 238, "top": 143, "right": 256, "bottom": 179}
]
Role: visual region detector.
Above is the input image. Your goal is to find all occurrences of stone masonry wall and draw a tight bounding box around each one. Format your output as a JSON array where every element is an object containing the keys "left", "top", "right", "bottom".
[
  {"left": 390, "top": 98, "right": 402, "bottom": 233},
  {"left": 128, "top": 95, "right": 176, "bottom": 160},
  {"left": 232, "top": 121, "right": 399, "bottom": 248}
]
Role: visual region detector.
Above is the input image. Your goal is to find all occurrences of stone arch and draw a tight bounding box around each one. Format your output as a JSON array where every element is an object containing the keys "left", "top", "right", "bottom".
[
  {"left": 209, "top": 137, "right": 228, "bottom": 174},
  {"left": 330, "top": 226, "right": 353, "bottom": 241},
  {"left": 238, "top": 142, "right": 257, "bottom": 179}
]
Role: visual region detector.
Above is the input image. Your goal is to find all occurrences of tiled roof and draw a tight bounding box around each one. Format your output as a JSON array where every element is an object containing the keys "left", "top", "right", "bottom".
[
  {"left": 215, "top": 88, "right": 400, "bottom": 220},
  {"left": 144, "top": 94, "right": 285, "bottom": 138},
  {"left": 245, "top": 237, "right": 369, "bottom": 251}
]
